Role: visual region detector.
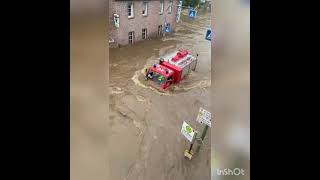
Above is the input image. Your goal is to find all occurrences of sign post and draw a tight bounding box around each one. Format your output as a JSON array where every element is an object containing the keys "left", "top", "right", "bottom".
[
  {"left": 195, "top": 107, "right": 212, "bottom": 153},
  {"left": 196, "top": 125, "right": 208, "bottom": 153},
  {"left": 185, "top": 131, "right": 197, "bottom": 160},
  {"left": 181, "top": 121, "right": 197, "bottom": 160}
]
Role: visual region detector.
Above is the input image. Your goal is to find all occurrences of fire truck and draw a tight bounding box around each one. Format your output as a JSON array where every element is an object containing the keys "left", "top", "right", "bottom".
[{"left": 145, "top": 49, "right": 198, "bottom": 90}]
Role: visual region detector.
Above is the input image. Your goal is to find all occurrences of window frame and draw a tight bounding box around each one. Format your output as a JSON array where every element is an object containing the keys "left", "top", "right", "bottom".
[
  {"left": 142, "top": 28, "right": 147, "bottom": 40},
  {"left": 142, "top": 2, "right": 148, "bottom": 16},
  {"left": 168, "top": 0, "right": 173, "bottom": 14},
  {"left": 158, "top": 25, "right": 163, "bottom": 36},
  {"left": 159, "top": 0, "right": 164, "bottom": 14},
  {"left": 129, "top": 31, "right": 134, "bottom": 44},
  {"left": 113, "top": 14, "right": 120, "bottom": 28},
  {"left": 128, "top": 3, "right": 134, "bottom": 18}
]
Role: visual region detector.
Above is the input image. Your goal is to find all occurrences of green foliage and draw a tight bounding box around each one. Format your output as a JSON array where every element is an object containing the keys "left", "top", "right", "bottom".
[
  {"left": 182, "top": 0, "right": 191, "bottom": 7},
  {"left": 182, "top": 0, "right": 201, "bottom": 7}
]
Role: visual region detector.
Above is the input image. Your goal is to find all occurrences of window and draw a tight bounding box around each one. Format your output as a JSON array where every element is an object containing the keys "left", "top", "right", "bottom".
[
  {"left": 160, "top": 0, "right": 164, "bottom": 14},
  {"left": 168, "top": 1, "right": 173, "bottom": 13},
  {"left": 128, "top": 3, "right": 134, "bottom": 18},
  {"left": 129, "top": 31, "right": 134, "bottom": 44},
  {"left": 150, "top": 71, "right": 167, "bottom": 85},
  {"left": 113, "top": 14, "right": 120, "bottom": 28},
  {"left": 142, "top": 28, "right": 147, "bottom": 40},
  {"left": 158, "top": 25, "right": 163, "bottom": 36},
  {"left": 142, "top": 2, "right": 148, "bottom": 16}
]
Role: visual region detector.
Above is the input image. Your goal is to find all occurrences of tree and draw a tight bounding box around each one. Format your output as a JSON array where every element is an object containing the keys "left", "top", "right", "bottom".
[
  {"left": 182, "top": 0, "right": 191, "bottom": 7},
  {"left": 182, "top": 0, "right": 201, "bottom": 7}
]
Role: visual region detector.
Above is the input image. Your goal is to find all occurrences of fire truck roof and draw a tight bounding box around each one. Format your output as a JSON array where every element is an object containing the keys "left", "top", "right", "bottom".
[{"left": 161, "top": 51, "right": 196, "bottom": 69}]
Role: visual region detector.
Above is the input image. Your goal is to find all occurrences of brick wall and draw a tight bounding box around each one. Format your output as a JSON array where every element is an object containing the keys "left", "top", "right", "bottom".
[{"left": 109, "top": 0, "right": 178, "bottom": 46}]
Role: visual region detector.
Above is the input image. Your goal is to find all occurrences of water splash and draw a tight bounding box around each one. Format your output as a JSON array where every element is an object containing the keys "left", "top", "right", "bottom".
[
  {"left": 110, "top": 87, "right": 124, "bottom": 94},
  {"left": 132, "top": 65, "right": 211, "bottom": 94},
  {"left": 173, "top": 79, "right": 211, "bottom": 91}
]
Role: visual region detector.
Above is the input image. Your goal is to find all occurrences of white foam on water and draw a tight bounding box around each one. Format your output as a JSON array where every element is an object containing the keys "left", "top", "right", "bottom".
[{"left": 131, "top": 68, "right": 173, "bottom": 96}]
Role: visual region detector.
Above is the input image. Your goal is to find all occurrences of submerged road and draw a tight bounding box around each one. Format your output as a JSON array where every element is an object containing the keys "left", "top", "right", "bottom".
[{"left": 109, "top": 9, "right": 212, "bottom": 180}]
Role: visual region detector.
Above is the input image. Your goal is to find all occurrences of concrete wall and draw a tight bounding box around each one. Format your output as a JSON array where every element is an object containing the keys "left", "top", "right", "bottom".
[{"left": 109, "top": 0, "right": 178, "bottom": 46}]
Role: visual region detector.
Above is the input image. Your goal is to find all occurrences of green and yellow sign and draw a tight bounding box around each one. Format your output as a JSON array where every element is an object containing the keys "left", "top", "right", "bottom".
[{"left": 181, "top": 121, "right": 195, "bottom": 142}]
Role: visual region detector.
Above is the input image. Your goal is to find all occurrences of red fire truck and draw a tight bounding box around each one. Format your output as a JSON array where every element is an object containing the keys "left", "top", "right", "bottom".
[{"left": 145, "top": 49, "right": 198, "bottom": 90}]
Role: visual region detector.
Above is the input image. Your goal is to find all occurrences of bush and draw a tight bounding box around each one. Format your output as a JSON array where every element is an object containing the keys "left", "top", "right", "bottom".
[{"left": 182, "top": 0, "right": 201, "bottom": 7}]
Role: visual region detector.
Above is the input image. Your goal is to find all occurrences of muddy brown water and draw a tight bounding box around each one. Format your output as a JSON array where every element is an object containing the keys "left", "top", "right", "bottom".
[{"left": 109, "top": 9, "right": 211, "bottom": 180}]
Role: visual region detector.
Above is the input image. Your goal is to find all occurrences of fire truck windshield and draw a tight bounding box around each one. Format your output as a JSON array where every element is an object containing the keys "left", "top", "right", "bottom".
[{"left": 150, "top": 71, "right": 167, "bottom": 85}]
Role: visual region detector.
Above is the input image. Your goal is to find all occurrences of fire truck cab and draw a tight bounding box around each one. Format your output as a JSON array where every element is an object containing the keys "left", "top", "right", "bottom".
[{"left": 145, "top": 49, "right": 198, "bottom": 90}]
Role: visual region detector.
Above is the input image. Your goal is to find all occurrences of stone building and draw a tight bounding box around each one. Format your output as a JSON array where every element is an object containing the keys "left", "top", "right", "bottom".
[{"left": 109, "top": 0, "right": 178, "bottom": 47}]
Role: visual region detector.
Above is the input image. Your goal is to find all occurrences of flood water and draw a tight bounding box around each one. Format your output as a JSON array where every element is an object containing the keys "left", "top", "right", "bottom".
[{"left": 109, "top": 9, "right": 211, "bottom": 180}]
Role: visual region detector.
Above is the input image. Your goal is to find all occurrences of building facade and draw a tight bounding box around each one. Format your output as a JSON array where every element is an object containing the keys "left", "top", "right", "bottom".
[{"left": 109, "top": 0, "right": 178, "bottom": 47}]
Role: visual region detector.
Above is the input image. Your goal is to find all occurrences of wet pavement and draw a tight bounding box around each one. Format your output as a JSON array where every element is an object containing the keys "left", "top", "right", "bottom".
[{"left": 109, "top": 9, "right": 211, "bottom": 180}]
